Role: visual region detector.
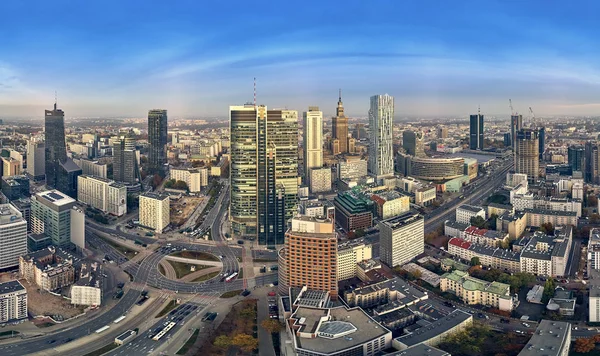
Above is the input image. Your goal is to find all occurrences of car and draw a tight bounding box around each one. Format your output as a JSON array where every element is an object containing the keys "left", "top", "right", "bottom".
[
  {"left": 515, "top": 330, "right": 525, "bottom": 335},
  {"left": 241, "top": 290, "right": 251, "bottom": 297},
  {"left": 522, "top": 322, "right": 530, "bottom": 327},
  {"left": 47, "top": 340, "right": 56, "bottom": 344},
  {"left": 64, "top": 337, "right": 73, "bottom": 343},
  {"left": 268, "top": 291, "right": 276, "bottom": 297},
  {"left": 500, "top": 318, "right": 510, "bottom": 324}
]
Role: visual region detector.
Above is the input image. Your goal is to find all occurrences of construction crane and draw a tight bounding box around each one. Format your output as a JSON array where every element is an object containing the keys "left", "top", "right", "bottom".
[
  {"left": 529, "top": 107, "right": 535, "bottom": 127},
  {"left": 509, "top": 99, "right": 514, "bottom": 116}
]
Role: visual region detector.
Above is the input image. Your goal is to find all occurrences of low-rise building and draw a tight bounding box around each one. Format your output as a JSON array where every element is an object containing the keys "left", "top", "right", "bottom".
[
  {"left": 392, "top": 310, "right": 472, "bottom": 351},
  {"left": 333, "top": 190, "right": 373, "bottom": 232},
  {"left": 447, "top": 237, "right": 521, "bottom": 273},
  {"left": 19, "top": 247, "right": 76, "bottom": 291},
  {"left": 518, "top": 320, "right": 571, "bottom": 356},
  {"left": 455, "top": 204, "right": 485, "bottom": 225},
  {"left": 344, "top": 277, "right": 428, "bottom": 310},
  {"left": 0, "top": 280, "right": 27, "bottom": 323},
  {"left": 520, "top": 227, "right": 572, "bottom": 278},
  {"left": 496, "top": 211, "right": 528, "bottom": 239},
  {"left": 524, "top": 209, "right": 578, "bottom": 228},
  {"left": 370, "top": 190, "right": 410, "bottom": 219},
  {"left": 71, "top": 262, "right": 102, "bottom": 306},
  {"left": 547, "top": 288, "right": 576, "bottom": 317},
  {"left": 440, "top": 270, "right": 514, "bottom": 311},
  {"left": 443, "top": 220, "right": 470, "bottom": 239},
  {"left": 487, "top": 203, "right": 512, "bottom": 218},
  {"left": 402, "top": 263, "right": 440, "bottom": 287},
  {"left": 463, "top": 226, "right": 509, "bottom": 247},
  {"left": 415, "top": 186, "right": 436, "bottom": 206}
]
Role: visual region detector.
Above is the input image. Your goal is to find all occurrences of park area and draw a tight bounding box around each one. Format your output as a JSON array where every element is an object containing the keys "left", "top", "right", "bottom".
[{"left": 170, "top": 196, "right": 204, "bottom": 226}]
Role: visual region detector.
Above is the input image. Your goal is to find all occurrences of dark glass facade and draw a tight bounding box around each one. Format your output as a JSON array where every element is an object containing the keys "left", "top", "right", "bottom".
[
  {"left": 45, "top": 104, "right": 67, "bottom": 189},
  {"left": 469, "top": 114, "right": 484, "bottom": 150},
  {"left": 113, "top": 137, "right": 139, "bottom": 184},
  {"left": 510, "top": 114, "right": 523, "bottom": 150},
  {"left": 568, "top": 145, "right": 585, "bottom": 172},
  {"left": 148, "top": 109, "right": 168, "bottom": 174},
  {"left": 538, "top": 127, "right": 545, "bottom": 160}
]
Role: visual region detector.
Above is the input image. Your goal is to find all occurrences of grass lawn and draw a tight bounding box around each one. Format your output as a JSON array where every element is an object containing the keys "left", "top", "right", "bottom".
[
  {"left": 168, "top": 260, "right": 210, "bottom": 279},
  {"left": 191, "top": 271, "right": 220, "bottom": 282},
  {"left": 97, "top": 235, "right": 138, "bottom": 259},
  {"left": 176, "top": 329, "right": 200, "bottom": 355},
  {"left": 156, "top": 300, "right": 177, "bottom": 318},
  {"left": 171, "top": 250, "right": 219, "bottom": 262},
  {"left": 220, "top": 290, "right": 242, "bottom": 298},
  {"left": 82, "top": 343, "right": 119, "bottom": 356}
]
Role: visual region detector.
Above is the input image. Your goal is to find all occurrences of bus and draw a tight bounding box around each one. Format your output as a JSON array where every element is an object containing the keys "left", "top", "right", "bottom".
[
  {"left": 152, "top": 322, "right": 176, "bottom": 341},
  {"left": 225, "top": 272, "right": 238, "bottom": 283},
  {"left": 95, "top": 325, "right": 110, "bottom": 334},
  {"left": 113, "top": 316, "right": 126, "bottom": 324}
]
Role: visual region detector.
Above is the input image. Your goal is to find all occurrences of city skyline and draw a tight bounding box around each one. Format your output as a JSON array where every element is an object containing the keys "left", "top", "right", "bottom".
[{"left": 1, "top": 1, "right": 600, "bottom": 117}]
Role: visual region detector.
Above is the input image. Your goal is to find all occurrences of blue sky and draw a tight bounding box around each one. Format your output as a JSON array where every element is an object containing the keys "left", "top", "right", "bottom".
[{"left": 1, "top": 0, "right": 600, "bottom": 117}]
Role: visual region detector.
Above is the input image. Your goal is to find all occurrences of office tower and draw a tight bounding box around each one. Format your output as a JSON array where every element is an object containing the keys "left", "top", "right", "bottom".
[
  {"left": 139, "top": 192, "right": 170, "bottom": 233},
  {"left": 278, "top": 216, "right": 338, "bottom": 298},
  {"left": 368, "top": 94, "right": 395, "bottom": 179},
  {"left": 402, "top": 130, "right": 425, "bottom": 157},
  {"left": 229, "top": 105, "right": 298, "bottom": 246},
  {"left": 31, "top": 190, "right": 84, "bottom": 248},
  {"left": 568, "top": 145, "right": 585, "bottom": 173},
  {"left": 77, "top": 175, "right": 127, "bottom": 217},
  {"left": 0, "top": 281, "right": 27, "bottom": 323},
  {"left": 74, "top": 158, "right": 107, "bottom": 179},
  {"left": 585, "top": 141, "right": 600, "bottom": 184},
  {"left": 352, "top": 123, "right": 366, "bottom": 140},
  {"left": 10, "top": 198, "right": 31, "bottom": 233},
  {"left": 538, "top": 127, "right": 545, "bottom": 160},
  {"left": 503, "top": 133, "right": 512, "bottom": 147},
  {"left": 331, "top": 90, "right": 348, "bottom": 154},
  {"left": 147, "top": 109, "right": 168, "bottom": 174},
  {"left": 378, "top": 211, "right": 424, "bottom": 268},
  {"left": 437, "top": 126, "right": 449, "bottom": 139},
  {"left": 113, "top": 136, "right": 139, "bottom": 184},
  {"left": 26, "top": 140, "right": 45, "bottom": 181},
  {"left": 303, "top": 107, "right": 323, "bottom": 183},
  {"left": 0, "top": 205, "right": 27, "bottom": 269},
  {"left": 510, "top": 114, "right": 523, "bottom": 150},
  {"left": 45, "top": 103, "right": 67, "bottom": 190},
  {"left": 469, "top": 111, "right": 484, "bottom": 150},
  {"left": 515, "top": 129, "right": 540, "bottom": 181}
]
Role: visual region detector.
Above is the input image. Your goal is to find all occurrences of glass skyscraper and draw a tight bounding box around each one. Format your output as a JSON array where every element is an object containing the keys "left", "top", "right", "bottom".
[
  {"left": 469, "top": 112, "right": 484, "bottom": 150},
  {"left": 229, "top": 104, "right": 298, "bottom": 246},
  {"left": 368, "top": 94, "right": 394, "bottom": 180},
  {"left": 148, "top": 109, "right": 168, "bottom": 174}
]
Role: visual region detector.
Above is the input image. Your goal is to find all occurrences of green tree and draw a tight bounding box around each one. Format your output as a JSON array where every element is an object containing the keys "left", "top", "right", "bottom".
[
  {"left": 470, "top": 216, "right": 489, "bottom": 229},
  {"left": 540, "top": 222, "right": 554, "bottom": 235},
  {"left": 172, "top": 180, "right": 189, "bottom": 191},
  {"left": 261, "top": 319, "right": 283, "bottom": 333},
  {"left": 591, "top": 213, "right": 600, "bottom": 224},
  {"left": 151, "top": 174, "right": 163, "bottom": 189},
  {"left": 470, "top": 257, "right": 481, "bottom": 266},
  {"left": 231, "top": 333, "right": 258, "bottom": 352},
  {"left": 542, "top": 278, "right": 556, "bottom": 303},
  {"left": 239, "top": 307, "right": 256, "bottom": 320},
  {"left": 213, "top": 335, "right": 231, "bottom": 349}
]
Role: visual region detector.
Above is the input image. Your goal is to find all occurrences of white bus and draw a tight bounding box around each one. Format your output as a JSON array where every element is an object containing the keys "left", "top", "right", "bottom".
[
  {"left": 113, "top": 316, "right": 126, "bottom": 324},
  {"left": 95, "top": 325, "right": 110, "bottom": 334},
  {"left": 152, "top": 322, "right": 176, "bottom": 341}
]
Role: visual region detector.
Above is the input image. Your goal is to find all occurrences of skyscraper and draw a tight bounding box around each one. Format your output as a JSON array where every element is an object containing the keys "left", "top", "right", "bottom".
[
  {"left": 303, "top": 107, "right": 323, "bottom": 183},
  {"left": 331, "top": 90, "right": 348, "bottom": 154},
  {"left": 568, "top": 145, "right": 585, "bottom": 173},
  {"left": 585, "top": 141, "right": 600, "bottom": 184},
  {"left": 402, "top": 130, "right": 425, "bottom": 157},
  {"left": 229, "top": 104, "right": 298, "bottom": 246},
  {"left": 368, "top": 94, "right": 394, "bottom": 180},
  {"left": 26, "top": 140, "right": 45, "bottom": 181},
  {"left": 469, "top": 111, "right": 484, "bottom": 150},
  {"left": 538, "top": 127, "right": 545, "bottom": 160},
  {"left": 45, "top": 103, "right": 67, "bottom": 189},
  {"left": 113, "top": 136, "right": 139, "bottom": 184},
  {"left": 31, "top": 190, "right": 84, "bottom": 248},
  {"left": 515, "top": 129, "right": 539, "bottom": 181},
  {"left": 147, "top": 109, "right": 168, "bottom": 175},
  {"left": 44, "top": 103, "right": 81, "bottom": 198},
  {"left": 510, "top": 114, "right": 523, "bottom": 150},
  {"left": 379, "top": 211, "right": 424, "bottom": 268}
]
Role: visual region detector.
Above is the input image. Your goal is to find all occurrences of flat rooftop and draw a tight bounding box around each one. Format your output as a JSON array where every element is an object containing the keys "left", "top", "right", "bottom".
[
  {"left": 36, "top": 189, "right": 76, "bottom": 207},
  {"left": 518, "top": 320, "right": 570, "bottom": 356},
  {"left": 394, "top": 310, "right": 472, "bottom": 348},
  {"left": 386, "top": 344, "right": 450, "bottom": 356},
  {"left": 0, "top": 280, "right": 25, "bottom": 295}
]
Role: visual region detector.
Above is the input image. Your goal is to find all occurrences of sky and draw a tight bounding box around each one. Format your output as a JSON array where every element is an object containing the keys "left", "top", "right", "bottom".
[{"left": 1, "top": 0, "right": 600, "bottom": 118}]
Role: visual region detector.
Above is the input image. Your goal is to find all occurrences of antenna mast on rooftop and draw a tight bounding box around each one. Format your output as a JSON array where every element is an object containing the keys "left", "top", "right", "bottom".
[{"left": 253, "top": 77, "right": 256, "bottom": 107}]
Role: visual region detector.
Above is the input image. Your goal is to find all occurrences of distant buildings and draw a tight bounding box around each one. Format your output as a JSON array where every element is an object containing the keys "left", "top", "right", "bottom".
[
  {"left": 440, "top": 270, "right": 514, "bottom": 311},
  {"left": 278, "top": 216, "right": 338, "bottom": 298},
  {"left": 139, "top": 192, "right": 170, "bottom": 233},
  {"left": 77, "top": 175, "right": 127, "bottom": 216},
  {"left": 379, "top": 211, "right": 424, "bottom": 268},
  {"left": 0, "top": 280, "right": 27, "bottom": 323},
  {"left": 0, "top": 204, "right": 27, "bottom": 269},
  {"left": 303, "top": 106, "right": 323, "bottom": 181},
  {"left": 31, "top": 190, "right": 85, "bottom": 249},
  {"left": 147, "top": 109, "right": 168, "bottom": 174},
  {"left": 515, "top": 129, "right": 539, "bottom": 181},
  {"left": 403, "top": 130, "right": 425, "bottom": 157},
  {"left": 585, "top": 141, "right": 600, "bottom": 184},
  {"left": 331, "top": 91, "right": 349, "bottom": 154},
  {"left": 469, "top": 112, "right": 484, "bottom": 150},
  {"left": 170, "top": 167, "right": 209, "bottom": 192},
  {"left": 368, "top": 94, "right": 394, "bottom": 180},
  {"left": 229, "top": 104, "right": 298, "bottom": 245}
]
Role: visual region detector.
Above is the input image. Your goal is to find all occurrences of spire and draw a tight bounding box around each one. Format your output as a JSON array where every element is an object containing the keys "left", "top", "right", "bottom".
[{"left": 339, "top": 88, "right": 342, "bottom": 102}]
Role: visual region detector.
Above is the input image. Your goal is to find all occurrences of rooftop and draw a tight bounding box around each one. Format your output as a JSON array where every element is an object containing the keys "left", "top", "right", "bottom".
[
  {"left": 140, "top": 192, "right": 170, "bottom": 201},
  {"left": 393, "top": 310, "right": 472, "bottom": 348},
  {"left": 523, "top": 208, "right": 577, "bottom": 217},
  {"left": 380, "top": 211, "right": 423, "bottom": 230},
  {"left": 385, "top": 344, "right": 450, "bottom": 356},
  {"left": 518, "top": 320, "right": 570, "bottom": 356},
  {"left": 457, "top": 204, "right": 484, "bottom": 213},
  {"left": 442, "top": 270, "right": 510, "bottom": 297},
  {"left": 36, "top": 189, "right": 76, "bottom": 207},
  {"left": 0, "top": 280, "right": 25, "bottom": 295}
]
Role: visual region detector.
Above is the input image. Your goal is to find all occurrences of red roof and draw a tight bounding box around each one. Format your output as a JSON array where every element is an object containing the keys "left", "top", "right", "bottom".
[
  {"left": 448, "top": 237, "right": 471, "bottom": 250},
  {"left": 464, "top": 226, "right": 487, "bottom": 236}
]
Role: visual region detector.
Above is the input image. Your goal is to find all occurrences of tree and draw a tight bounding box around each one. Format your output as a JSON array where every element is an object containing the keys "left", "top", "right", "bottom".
[
  {"left": 172, "top": 180, "right": 189, "bottom": 191},
  {"left": 151, "top": 174, "right": 163, "bottom": 189},
  {"left": 573, "top": 337, "right": 595, "bottom": 353},
  {"left": 470, "top": 257, "right": 481, "bottom": 266},
  {"left": 164, "top": 179, "right": 176, "bottom": 189},
  {"left": 540, "top": 222, "right": 554, "bottom": 235},
  {"left": 411, "top": 268, "right": 423, "bottom": 279},
  {"left": 542, "top": 278, "right": 556, "bottom": 303},
  {"left": 239, "top": 307, "right": 256, "bottom": 320},
  {"left": 588, "top": 195, "right": 598, "bottom": 209},
  {"left": 470, "top": 216, "right": 488, "bottom": 229},
  {"left": 261, "top": 319, "right": 283, "bottom": 333},
  {"left": 591, "top": 213, "right": 600, "bottom": 224},
  {"left": 231, "top": 333, "right": 258, "bottom": 352},
  {"left": 213, "top": 335, "right": 231, "bottom": 349}
]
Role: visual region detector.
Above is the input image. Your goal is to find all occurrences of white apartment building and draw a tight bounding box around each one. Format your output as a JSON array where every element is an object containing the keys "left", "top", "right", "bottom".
[
  {"left": 520, "top": 228, "right": 572, "bottom": 277},
  {"left": 589, "top": 270, "right": 600, "bottom": 323},
  {"left": 338, "top": 157, "right": 368, "bottom": 181},
  {"left": 77, "top": 175, "right": 127, "bottom": 217},
  {"left": 0, "top": 204, "right": 27, "bottom": 269},
  {"left": 455, "top": 204, "right": 486, "bottom": 225},
  {"left": 170, "top": 167, "right": 209, "bottom": 193},
  {"left": 337, "top": 242, "right": 372, "bottom": 281},
  {"left": 371, "top": 191, "right": 410, "bottom": 219},
  {"left": 378, "top": 211, "right": 424, "bottom": 268},
  {"left": 512, "top": 194, "right": 582, "bottom": 217},
  {"left": 309, "top": 167, "right": 332, "bottom": 193},
  {"left": 73, "top": 158, "right": 107, "bottom": 179},
  {"left": 368, "top": 94, "right": 395, "bottom": 180},
  {"left": 71, "top": 263, "right": 102, "bottom": 306},
  {"left": 303, "top": 107, "right": 323, "bottom": 181},
  {"left": 440, "top": 270, "right": 514, "bottom": 311},
  {"left": 524, "top": 209, "right": 578, "bottom": 228},
  {"left": 0, "top": 280, "right": 27, "bottom": 323},
  {"left": 139, "top": 192, "right": 170, "bottom": 233},
  {"left": 415, "top": 186, "right": 436, "bottom": 206},
  {"left": 588, "top": 229, "right": 600, "bottom": 275}
]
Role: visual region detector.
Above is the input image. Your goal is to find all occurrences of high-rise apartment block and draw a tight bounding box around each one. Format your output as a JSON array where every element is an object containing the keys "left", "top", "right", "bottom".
[
  {"left": 368, "top": 94, "right": 394, "bottom": 179},
  {"left": 403, "top": 130, "right": 425, "bottom": 157},
  {"left": 112, "top": 136, "right": 139, "bottom": 184},
  {"left": 147, "top": 109, "right": 168, "bottom": 174},
  {"left": 515, "top": 129, "right": 540, "bottom": 181},
  {"left": 278, "top": 216, "right": 338, "bottom": 298},
  {"left": 469, "top": 112, "right": 484, "bottom": 150},
  {"left": 303, "top": 107, "right": 323, "bottom": 182},
  {"left": 77, "top": 175, "right": 127, "bottom": 216},
  {"left": 379, "top": 211, "right": 424, "bottom": 268},
  {"left": 510, "top": 114, "right": 523, "bottom": 150},
  {"left": 26, "top": 140, "right": 45, "bottom": 181},
  {"left": 585, "top": 141, "right": 600, "bottom": 184},
  {"left": 229, "top": 105, "right": 298, "bottom": 246},
  {"left": 31, "top": 190, "right": 85, "bottom": 248},
  {"left": 0, "top": 280, "right": 27, "bottom": 323},
  {"left": 170, "top": 167, "right": 209, "bottom": 193},
  {"left": 139, "top": 192, "right": 170, "bottom": 233},
  {"left": 309, "top": 167, "right": 331, "bottom": 193},
  {"left": 331, "top": 91, "right": 348, "bottom": 154},
  {"left": 338, "top": 156, "right": 368, "bottom": 181},
  {"left": 74, "top": 158, "right": 107, "bottom": 179},
  {"left": 0, "top": 204, "right": 27, "bottom": 269}
]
